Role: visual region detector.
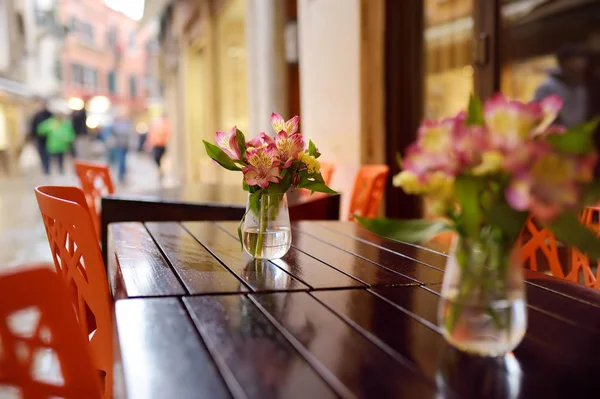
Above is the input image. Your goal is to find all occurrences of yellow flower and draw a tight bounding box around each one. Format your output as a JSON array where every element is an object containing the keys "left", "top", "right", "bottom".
[
  {"left": 471, "top": 151, "right": 504, "bottom": 176},
  {"left": 393, "top": 171, "right": 454, "bottom": 199},
  {"left": 298, "top": 151, "right": 321, "bottom": 174}
]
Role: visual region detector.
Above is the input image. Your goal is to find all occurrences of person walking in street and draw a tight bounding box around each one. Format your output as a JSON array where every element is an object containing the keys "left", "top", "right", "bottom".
[
  {"left": 147, "top": 112, "right": 171, "bottom": 178},
  {"left": 111, "top": 109, "right": 133, "bottom": 183},
  {"left": 534, "top": 44, "right": 589, "bottom": 128},
  {"left": 37, "top": 113, "right": 75, "bottom": 175},
  {"left": 29, "top": 99, "right": 53, "bottom": 175},
  {"left": 71, "top": 106, "right": 88, "bottom": 158}
]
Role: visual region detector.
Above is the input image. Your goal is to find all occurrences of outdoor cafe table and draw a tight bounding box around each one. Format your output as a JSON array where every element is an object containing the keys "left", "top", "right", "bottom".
[
  {"left": 108, "top": 221, "right": 600, "bottom": 398},
  {"left": 100, "top": 183, "right": 340, "bottom": 263}
]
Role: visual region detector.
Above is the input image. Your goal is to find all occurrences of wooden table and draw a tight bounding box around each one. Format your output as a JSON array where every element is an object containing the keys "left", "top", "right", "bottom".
[
  {"left": 100, "top": 184, "right": 340, "bottom": 263},
  {"left": 108, "top": 221, "right": 600, "bottom": 398}
]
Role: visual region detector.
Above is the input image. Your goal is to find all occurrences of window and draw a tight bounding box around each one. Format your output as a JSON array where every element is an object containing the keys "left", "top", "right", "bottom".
[
  {"left": 128, "top": 31, "right": 136, "bottom": 50},
  {"left": 68, "top": 16, "right": 78, "bottom": 33},
  {"left": 107, "top": 70, "right": 117, "bottom": 93},
  {"left": 82, "top": 23, "right": 94, "bottom": 44},
  {"left": 83, "top": 67, "right": 97, "bottom": 90},
  {"left": 71, "top": 63, "right": 84, "bottom": 86},
  {"left": 55, "top": 61, "right": 62, "bottom": 81},
  {"left": 106, "top": 26, "right": 117, "bottom": 48},
  {"left": 129, "top": 75, "right": 137, "bottom": 98}
]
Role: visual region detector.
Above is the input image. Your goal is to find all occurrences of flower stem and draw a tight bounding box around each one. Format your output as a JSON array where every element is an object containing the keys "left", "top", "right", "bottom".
[{"left": 254, "top": 195, "right": 268, "bottom": 257}]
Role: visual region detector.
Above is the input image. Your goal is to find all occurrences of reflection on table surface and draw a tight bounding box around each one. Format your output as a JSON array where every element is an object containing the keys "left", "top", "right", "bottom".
[{"left": 105, "top": 183, "right": 335, "bottom": 207}]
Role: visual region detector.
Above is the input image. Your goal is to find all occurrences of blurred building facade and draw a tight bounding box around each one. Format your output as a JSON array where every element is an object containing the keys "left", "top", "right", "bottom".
[
  {"left": 55, "top": 0, "right": 157, "bottom": 125},
  {"left": 143, "top": 0, "right": 600, "bottom": 216}
]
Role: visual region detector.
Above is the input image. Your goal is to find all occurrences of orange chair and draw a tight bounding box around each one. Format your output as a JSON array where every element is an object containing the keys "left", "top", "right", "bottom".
[
  {"left": 320, "top": 162, "right": 335, "bottom": 186},
  {"left": 0, "top": 267, "right": 101, "bottom": 398},
  {"left": 516, "top": 216, "right": 565, "bottom": 279},
  {"left": 299, "top": 162, "right": 335, "bottom": 197},
  {"left": 34, "top": 186, "right": 113, "bottom": 398},
  {"left": 348, "top": 165, "right": 390, "bottom": 221},
  {"left": 568, "top": 206, "right": 600, "bottom": 288},
  {"left": 73, "top": 160, "right": 115, "bottom": 237}
]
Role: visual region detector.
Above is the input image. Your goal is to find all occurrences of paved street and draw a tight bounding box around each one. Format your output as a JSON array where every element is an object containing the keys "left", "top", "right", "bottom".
[{"left": 0, "top": 148, "right": 166, "bottom": 269}]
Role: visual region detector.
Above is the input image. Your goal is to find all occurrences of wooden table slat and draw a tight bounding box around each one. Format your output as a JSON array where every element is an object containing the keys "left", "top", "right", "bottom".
[
  {"left": 115, "top": 298, "right": 231, "bottom": 399},
  {"left": 317, "top": 221, "right": 448, "bottom": 269},
  {"left": 296, "top": 222, "right": 445, "bottom": 284},
  {"left": 375, "top": 285, "right": 600, "bottom": 363},
  {"left": 370, "top": 286, "right": 600, "bottom": 397},
  {"left": 310, "top": 289, "right": 575, "bottom": 398},
  {"left": 250, "top": 292, "right": 437, "bottom": 398},
  {"left": 108, "top": 222, "right": 185, "bottom": 297},
  {"left": 183, "top": 295, "right": 340, "bottom": 399},
  {"left": 183, "top": 222, "right": 310, "bottom": 292},
  {"left": 145, "top": 222, "right": 247, "bottom": 295},
  {"left": 217, "top": 222, "right": 367, "bottom": 290},
  {"left": 289, "top": 229, "right": 416, "bottom": 287}
]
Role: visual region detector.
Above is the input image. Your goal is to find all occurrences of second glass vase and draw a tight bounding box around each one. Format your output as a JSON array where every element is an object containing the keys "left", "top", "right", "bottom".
[
  {"left": 438, "top": 231, "right": 527, "bottom": 357},
  {"left": 242, "top": 193, "right": 291, "bottom": 260}
]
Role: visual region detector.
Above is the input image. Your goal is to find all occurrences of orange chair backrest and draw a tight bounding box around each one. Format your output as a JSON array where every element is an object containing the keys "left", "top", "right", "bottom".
[
  {"left": 73, "top": 160, "right": 115, "bottom": 236},
  {"left": 299, "top": 162, "right": 335, "bottom": 197},
  {"left": 34, "top": 186, "right": 113, "bottom": 398},
  {"left": 348, "top": 165, "right": 390, "bottom": 220},
  {"left": 0, "top": 267, "right": 102, "bottom": 398},
  {"left": 319, "top": 162, "right": 335, "bottom": 186},
  {"left": 516, "top": 216, "right": 564, "bottom": 278},
  {"left": 569, "top": 206, "right": 600, "bottom": 289}
]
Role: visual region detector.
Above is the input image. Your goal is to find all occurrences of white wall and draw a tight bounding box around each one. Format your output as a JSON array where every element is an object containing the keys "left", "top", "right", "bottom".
[{"left": 298, "top": 0, "right": 361, "bottom": 167}]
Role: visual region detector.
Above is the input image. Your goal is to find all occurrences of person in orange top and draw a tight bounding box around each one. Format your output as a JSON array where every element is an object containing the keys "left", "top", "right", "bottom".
[{"left": 146, "top": 113, "right": 171, "bottom": 176}]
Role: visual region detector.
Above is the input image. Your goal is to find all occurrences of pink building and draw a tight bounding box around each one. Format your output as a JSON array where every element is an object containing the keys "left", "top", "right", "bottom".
[{"left": 57, "top": 0, "right": 152, "bottom": 118}]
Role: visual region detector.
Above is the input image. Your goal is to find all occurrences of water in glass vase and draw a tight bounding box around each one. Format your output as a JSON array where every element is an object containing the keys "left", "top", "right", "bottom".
[
  {"left": 440, "top": 289, "right": 527, "bottom": 357},
  {"left": 243, "top": 227, "right": 292, "bottom": 260}
]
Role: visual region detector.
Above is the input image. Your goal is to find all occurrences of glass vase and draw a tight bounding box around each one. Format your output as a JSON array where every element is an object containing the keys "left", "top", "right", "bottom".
[
  {"left": 242, "top": 193, "right": 292, "bottom": 260},
  {"left": 438, "top": 231, "right": 527, "bottom": 357}
]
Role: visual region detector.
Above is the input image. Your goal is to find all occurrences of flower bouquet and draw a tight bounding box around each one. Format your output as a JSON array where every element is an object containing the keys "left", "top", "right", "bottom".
[
  {"left": 204, "top": 113, "right": 336, "bottom": 260},
  {"left": 357, "top": 94, "right": 600, "bottom": 356}
]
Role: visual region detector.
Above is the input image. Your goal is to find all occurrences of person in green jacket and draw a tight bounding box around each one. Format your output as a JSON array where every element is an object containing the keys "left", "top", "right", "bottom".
[{"left": 37, "top": 113, "right": 75, "bottom": 175}]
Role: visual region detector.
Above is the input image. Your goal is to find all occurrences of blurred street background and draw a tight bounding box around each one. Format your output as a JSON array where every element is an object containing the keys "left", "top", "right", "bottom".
[{"left": 1, "top": 0, "right": 600, "bottom": 267}]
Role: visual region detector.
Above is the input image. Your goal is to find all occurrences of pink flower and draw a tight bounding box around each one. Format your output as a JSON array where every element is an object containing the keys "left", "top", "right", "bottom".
[
  {"left": 452, "top": 124, "right": 487, "bottom": 169},
  {"left": 246, "top": 132, "right": 274, "bottom": 151},
  {"left": 243, "top": 145, "right": 281, "bottom": 189},
  {"left": 274, "top": 130, "right": 304, "bottom": 168},
  {"left": 533, "top": 95, "right": 563, "bottom": 135},
  {"left": 484, "top": 94, "right": 542, "bottom": 151},
  {"left": 402, "top": 117, "right": 458, "bottom": 176},
  {"left": 271, "top": 113, "right": 299, "bottom": 136},
  {"left": 505, "top": 144, "right": 589, "bottom": 221},
  {"left": 215, "top": 126, "right": 241, "bottom": 160}
]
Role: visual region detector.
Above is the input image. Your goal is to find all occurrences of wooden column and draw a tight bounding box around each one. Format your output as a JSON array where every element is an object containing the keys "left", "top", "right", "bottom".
[
  {"left": 383, "top": 0, "right": 423, "bottom": 218},
  {"left": 360, "top": 0, "right": 385, "bottom": 166},
  {"left": 473, "top": 0, "right": 500, "bottom": 100}
]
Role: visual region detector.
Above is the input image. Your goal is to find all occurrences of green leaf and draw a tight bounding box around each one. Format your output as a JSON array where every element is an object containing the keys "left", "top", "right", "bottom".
[
  {"left": 546, "top": 118, "right": 600, "bottom": 154},
  {"left": 267, "top": 169, "right": 293, "bottom": 194},
  {"left": 546, "top": 212, "right": 600, "bottom": 259},
  {"left": 396, "top": 152, "right": 402, "bottom": 167},
  {"left": 455, "top": 175, "right": 483, "bottom": 238},
  {"left": 236, "top": 128, "right": 247, "bottom": 160},
  {"left": 356, "top": 216, "right": 453, "bottom": 243},
  {"left": 582, "top": 181, "right": 600, "bottom": 207},
  {"left": 203, "top": 140, "right": 242, "bottom": 171},
  {"left": 242, "top": 181, "right": 250, "bottom": 192},
  {"left": 484, "top": 202, "right": 529, "bottom": 241},
  {"left": 300, "top": 181, "right": 337, "bottom": 194},
  {"left": 297, "top": 170, "right": 336, "bottom": 194},
  {"left": 308, "top": 140, "right": 321, "bottom": 158},
  {"left": 248, "top": 190, "right": 262, "bottom": 217},
  {"left": 466, "top": 93, "right": 484, "bottom": 126}
]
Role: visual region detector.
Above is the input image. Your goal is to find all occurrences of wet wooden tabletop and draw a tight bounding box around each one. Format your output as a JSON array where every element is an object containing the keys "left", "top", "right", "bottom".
[{"left": 109, "top": 221, "right": 600, "bottom": 398}]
